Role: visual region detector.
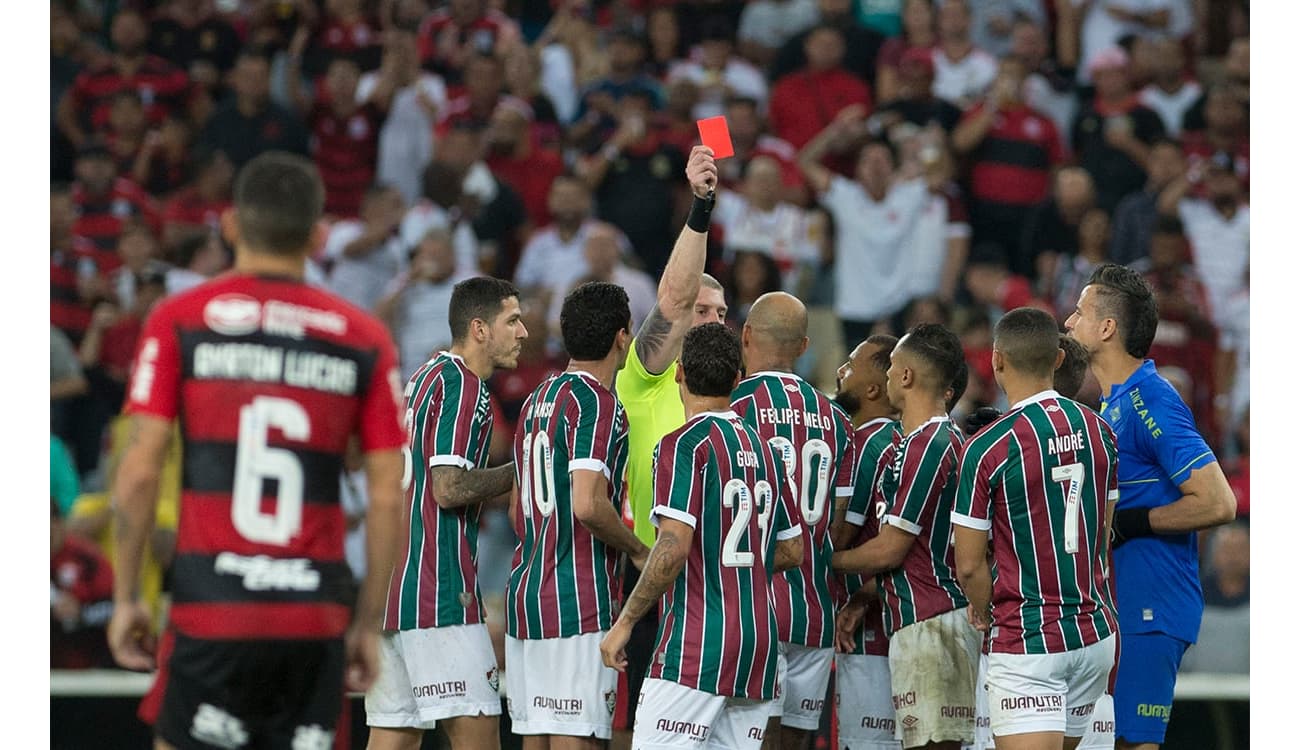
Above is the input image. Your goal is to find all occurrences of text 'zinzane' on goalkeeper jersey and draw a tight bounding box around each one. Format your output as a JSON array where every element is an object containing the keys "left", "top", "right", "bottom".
[{"left": 507, "top": 370, "right": 630, "bottom": 639}]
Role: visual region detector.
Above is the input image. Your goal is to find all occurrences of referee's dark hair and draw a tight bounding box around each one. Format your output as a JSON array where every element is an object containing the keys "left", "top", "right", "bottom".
[
  {"left": 1055, "top": 334, "right": 1090, "bottom": 399},
  {"left": 994, "top": 307, "right": 1062, "bottom": 378},
  {"left": 680, "top": 323, "right": 742, "bottom": 398},
  {"left": 232, "top": 151, "right": 324, "bottom": 257},
  {"left": 1086, "top": 263, "right": 1159, "bottom": 359},
  {"left": 449, "top": 277, "right": 520, "bottom": 344},
  {"left": 898, "top": 323, "right": 964, "bottom": 395},
  {"left": 561, "top": 281, "right": 632, "bottom": 361}
]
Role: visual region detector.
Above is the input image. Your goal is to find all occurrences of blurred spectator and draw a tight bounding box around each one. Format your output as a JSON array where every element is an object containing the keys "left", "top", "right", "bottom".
[
  {"left": 712, "top": 156, "right": 820, "bottom": 292},
  {"left": 287, "top": 42, "right": 396, "bottom": 218},
  {"left": 800, "top": 114, "right": 932, "bottom": 341},
  {"left": 874, "top": 0, "right": 938, "bottom": 106},
  {"left": 358, "top": 29, "right": 450, "bottom": 205},
  {"left": 1109, "top": 136, "right": 1184, "bottom": 266},
  {"left": 1049, "top": 207, "right": 1111, "bottom": 321},
  {"left": 1216, "top": 273, "right": 1249, "bottom": 435},
  {"left": 51, "top": 4, "right": 101, "bottom": 180},
  {"left": 658, "top": 78, "right": 705, "bottom": 156},
  {"left": 666, "top": 18, "right": 767, "bottom": 121},
  {"left": 436, "top": 53, "right": 526, "bottom": 133},
  {"left": 375, "top": 227, "right": 460, "bottom": 379},
  {"left": 148, "top": 0, "right": 242, "bottom": 79},
  {"left": 1018, "top": 167, "right": 1096, "bottom": 283},
  {"left": 577, "top": 90, "right": 688, "bottom": 276},
  {"left": 199, "top": 47, "right": 310, "bottom": 167},
  {"left": 110, "top": 224, "right": 166, "bottom": 311},
  {"left": 160, "top": 148, "right": 233, "bottom": 250},
  {"left": 322, "top": 185, "right": 409, "bottom": 311},
  {"left": 308, "top": 0, "right": 383, "bottom": 75},
  {"left": 484, "top": 102, "right": 565, "bottom": 227},
  {"left": 954, "top": 57, "right": 1064, "bottom": 265},
  {"left": 502, "top": 45, "right": 563, "bottom": 143},
  {"left": 71, "top": 141, "right": 160, "bottom": 277},
  {"left": 871, "top": 48, "right": 963, "bottom": 135},
  {"left": 547, "top": 223, "right": 658, "bottom": 341},
  {"left": 963, "top": 247, "right": 1053, "bottom": 322},
  {"left": 165, "top": 231, "right": 230, "bottom": 296},
  {"left": 930, "top": 0, "right": 997, "bottom": 110},
  {"left": 1224, "top": 407, "right": 1249, "bottom": 514},
  {"left": 856, "top": 0, "right": 903, "bottom": 38},
  {"left": 51, "top": 500, "right": 115, "bottom": 670},
  {"left": 80, "top": 269, "right": 169, "bottom": 420},
  {"left": 1183, "top": 36, "right": 1249, "bottom": 131},
  {"left": 1071, "top": 47, "right": 1166, "bottom": 212},
  {"left": 569, "top": 28, "right": 663, "bottom": 151},
  {"left": 430, "top": 125, "right": 530, "bottom": 277},
  {"left": 1138, "top": 35, "right": 1200, "bottom": 137},
  {"left": 1157, "top": 150, "right": 1248, "bottom": 329},
  {"left": 770, "top": 0, "right": 886, "bottom": 89},
  {"left": 51, "top": 186, "right": 96, "bottom": 343},
  {"left": 133, "top": 113, "right": 196, "bottom": 197},
  {"left": 339, "top": 444, "right": 369, "bottom": 582},
  {"left": 716, "top": 97, "right": 807, "bottom": 206},
  {"left": 400, "top": 159, "right": 484, "bottom": 279},
  {"left": 736, "top": 0, "right": 820, "bottom": 69},
  {"left": 967, "top": 0, "right": 1045, "bottom": 58},
  {"left": 1075, "top": 0, "right": 1177, "bottom": 85},
  {"left": 1181, "top": 522, "right": 1249, "bottom": 674},
  {"left": 490, "top": 298, "right": 564, "bottom": 433},
  {"left": 1010, "top": 19, "right": 1076, "bottom": 152},
  {"left": 1181, "top": 86, "right": 1249, "bottom": 191},
  {"left": 417, "top": 0, "right": 523, "bottom": 84},
  {"left": 51, "top": 326, "right": 88, "bottom": 406},
  {"left": 51, "top": 437, "right": 80, "bottom": 517},
  {"left": 104, "top": 91, "right": 151, "bottom": 181},
  {"left": 56, "top": 9, "right": 190, "bottom": 150},
  {"left": 534, "top": 0, "right": 607, "bottom": 94},
  {"left": 724, "top": 250, "right": 784, "bottom": 326},
  {"left": 769, "top": 25, "right": 874, "bottom": 150},
  {"left": 895, "top": 126, "right": 969, "bottom": 304},
  {"left": 514, "top": 177, "right": 620, "bottom": 306}
]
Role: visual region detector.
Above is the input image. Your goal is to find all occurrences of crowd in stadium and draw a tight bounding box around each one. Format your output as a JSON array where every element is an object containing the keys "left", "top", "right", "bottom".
[{"left": 49, "top": 0, "right": 1249, "bottom": 745}]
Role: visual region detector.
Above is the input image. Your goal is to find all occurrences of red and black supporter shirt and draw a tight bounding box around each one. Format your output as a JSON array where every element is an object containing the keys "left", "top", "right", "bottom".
[
  {"left": 52, "top": 238, "right": 97, "bottom": 341},
  {"left": 72, "top": 179, "right": 161, "bottom": 273},
  {"left": 417, "top": 8, "right": 521, "bottom": 82},
  {"left": 962, "top": 103, "right": 1065, "bottom": 207},
  {"left": 51, "top": 535, "right": 116, "bottom": 669},
  {"left": 69, "top": 56, "right": 190, "bottom": 133},
  {"left": 310, "top": 102, "right": 386, "bottom": 218},
  {"left": 123, "top": 273, "right": 406, "bottom": 640}
]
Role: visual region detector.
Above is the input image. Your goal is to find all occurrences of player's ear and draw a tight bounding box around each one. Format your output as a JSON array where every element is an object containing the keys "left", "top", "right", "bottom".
[
  {"left": 731, "top": 370, "right": 741, "bottom": 391},
  {"left": 220, "top": 208, "right": 239, "bottom": 248},
  {"left": 797, "top": 336, "right": 809, "bottom": 358},
  {"left": 1054, "top": 347, "right": 1065, "bottom": 372},
  {"left": 674, "top": 365, "right": 684, "bottom": 385},
  {"left": 991, "top": 349, "right": 1003, "bottom": 374}
]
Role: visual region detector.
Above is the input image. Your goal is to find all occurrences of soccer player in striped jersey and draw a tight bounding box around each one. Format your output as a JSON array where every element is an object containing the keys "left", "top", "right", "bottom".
[
  {"left": 830, "top": 334, "right": 905, "bottom": 750},
  {"left": 952, "top": 307, "right": 1121, "bottom": 750},
  {"left": 601, "top": 323, "right": 805, "bottom": 750},
  {"left": 506, "top": 281, "right": 652, "bottom": 747},
  {"left": 730, "top": 292, "right": 857, "bottom": 749},
  {"left": 1066, "top": 264, "right": 1236, "bottom": 750},
  {"left": 366, "top": 276, "right": 528, "bottom": 750},
  {"left": 108, "top": 153, "right": 407, "bottom": 750},
  {"left": 831, "top": 323, "right": 981, "bottom": 750}
]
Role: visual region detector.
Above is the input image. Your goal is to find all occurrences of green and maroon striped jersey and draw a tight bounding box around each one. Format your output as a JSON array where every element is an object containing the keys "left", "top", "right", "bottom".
[
  {"left": 648, "top": 410, "right": 802, "bottom": 699},
  {"left": 507, "top": 370, "right": 629, "bottom": 640},
  {"left": 731, "top": 371, "right": 856, "bottom": 648},
  {"left": 952, "top": 391, "right": 1119, "bottom": 655},
  {"left": 842, "top": 418, "right": 901, "bottom": 656},
  {"left": 878, "top": 417, "right": 967, "bottom": 635},
  {"left": 383, "top": 352, "right": 494, "bottom": 631}
]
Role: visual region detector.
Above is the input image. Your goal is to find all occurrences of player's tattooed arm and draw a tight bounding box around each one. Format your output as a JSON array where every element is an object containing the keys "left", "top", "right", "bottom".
[
  {"left": 633, "top": 305, "right": 675, "bottom": 374},
  {"left": 429, "top": 463, "right": 516, "bottom": 509},
  {"left": 773, "top": 533, "right": 804, "bottom": 573},
  {"left": 619, "top": 519, "right": 692, "bottom": 625}
]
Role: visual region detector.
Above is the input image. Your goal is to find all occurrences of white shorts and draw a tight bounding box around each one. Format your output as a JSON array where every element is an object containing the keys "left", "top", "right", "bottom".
[
  {"left": 835, "top": 653, "right": 901, "bottom": 750},
  {"left": 772, "top": 643, "right": 834, "bottom": 730},
  {"left": 505, "top": 632, "right": 618, "bottom": 739},
  {"left": 633, "top": 678, "right": 770, "bottom": 749},
  {"left": 968, "top": 653, "right": 994, "bottom": 750},
  {"left": 1076, "top": 693, "right": 1115, "bottom": 749},
  {"left": 365, "top": 625, "right": 502, "bottom": 728},
  {"left": 986, "top": 634, "right": 1116, "bottom": 738},
  {"left": 888, "top": 608, "right": 982, "bottom": 748},
  {"left": 767, "top": 645, "right": 786, "bottom": 719}
]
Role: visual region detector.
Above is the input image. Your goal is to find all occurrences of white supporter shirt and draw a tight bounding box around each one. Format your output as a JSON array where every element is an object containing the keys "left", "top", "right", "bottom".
[
  {"left": 667, "top": 56, "right": 769, "bottom": 120},
  {"left": 820, "top": 176, "right": 930, "bottom": 322},
  {"left": 1139, "top": 80, "right": 1202, "bottom": 137},
  {"left": 546, "top": 264, "right": 658, "bottom": 341},
  {"left": 1177, "top": 199, "right": 1249, "bottom": 326},
  {"left": 322, "top": 219, "right": 408, "bottom": 311},
  {"left": 905, "top": 189, "right": 970, "bottom": 299},
  {"left": 737, "top": 0, "right": 820, "bottom": 49},
  {"left": 514, "top": 220, "right": 632, "bottom": 300},
  {"left": 356, "top": 72, "right": 449, "bottom": 205},
  {"left": 931, "top": 47, "right": 998, "bottom": 108},
  {"left": 1074, "top": 0, "right": 1175, "bottom": 84},
  {"left": 386, "top": 275, "right": 457, "bottom": 379},
  {"left": 1216, "top": 287, "right": 1249, "bottom": 425},
  {"left": 712, "top": 192, "right": 818, "bottom": 291},
  {"left": 400, "top": 201, "right": 481, "bottom": 280}
]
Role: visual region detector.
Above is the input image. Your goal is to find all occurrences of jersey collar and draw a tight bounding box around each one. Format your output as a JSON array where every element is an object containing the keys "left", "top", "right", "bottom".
[
  {"left": 906, "top": 414, "right": 950, "bottom": 438},
  {"left": 1100, "top": 359, "right": 1158, "bottom": 411},
  {"left": 745, "top": 370, "right": 802, "bottom": 383},
  {"left": 690, "top": 409, "right": 739, "bottom": 423},
  {"left": 1010, "top": 389, "right": 1061, "bottom": 411},
  {"left": 857, "top": 416, "right": 895, "bottom": 433}
]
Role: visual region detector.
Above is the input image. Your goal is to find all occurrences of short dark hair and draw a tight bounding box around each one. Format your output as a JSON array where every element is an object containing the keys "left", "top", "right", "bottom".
[
  {"left": 1055, "top": 335, "right": 1090, "bottom": 399},
  {"left": 994, "top": 307, "right": 1062, "bottom": 378},
  {"left": 1086, "top": 263, "right": 1158, "bottom": 359},
  {"left": 449, "top": 277, "right": 520, "bottom": 343},
  {"left": 561, "top": 281, "right": 631, "bottom": 361},
  {"left": 898, "top": 323, "right": 964, "bottom": 394},
  {"left": 232, "top": 152, "right": 324, "bottom": 256},
  {"left": 680, "top": 323, "right": 742, "bottom": 398},
  {"left": 866, "top": 334, "right": 899, "bottom": 372}
]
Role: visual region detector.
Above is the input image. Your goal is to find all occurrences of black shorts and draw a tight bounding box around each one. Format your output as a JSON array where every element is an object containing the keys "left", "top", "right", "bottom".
[
  {"left": 613, "top": 566, "right": 661, "bottom": 731},
  {"left": 156, "top": 633, "right": 345, "bottom": 749}
]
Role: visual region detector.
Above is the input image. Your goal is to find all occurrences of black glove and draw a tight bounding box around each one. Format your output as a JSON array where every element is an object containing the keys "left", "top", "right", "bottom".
[
  {"left": 1110, "top": 507, "right": 1154, "bottom": 549},
  {"left": 963, "top": 407, "right": 1003, "bottom": 436}
]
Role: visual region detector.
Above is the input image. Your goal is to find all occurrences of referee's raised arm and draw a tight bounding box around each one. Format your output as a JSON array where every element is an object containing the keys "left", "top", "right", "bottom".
[{"left": 633, "top": 145, "right": 719, "bottom": 376}]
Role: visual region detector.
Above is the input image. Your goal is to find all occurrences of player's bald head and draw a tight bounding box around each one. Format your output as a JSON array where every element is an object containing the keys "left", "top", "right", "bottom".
[{"left": 743, "top": 292, "right": 808, "bottom": 362}]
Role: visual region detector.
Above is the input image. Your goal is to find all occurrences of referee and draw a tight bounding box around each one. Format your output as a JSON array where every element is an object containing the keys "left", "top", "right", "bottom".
[
  {"left": 610, "top": 145, "right": 727, "bottom": 750},
  {"left": 1065, "top": 264, "right": 1236, "bottom": 750}
]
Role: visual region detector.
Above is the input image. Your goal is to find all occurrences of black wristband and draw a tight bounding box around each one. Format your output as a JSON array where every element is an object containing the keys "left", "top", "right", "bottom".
[
  {"left": 686, "top": 192, "right": 715, "bottom": 233},
  {"left": 963, "top": 407, "right": 1003, "bottom": 437},
  {"left": 1111, "top": 507, "right": 1154, "bottom": 548}
]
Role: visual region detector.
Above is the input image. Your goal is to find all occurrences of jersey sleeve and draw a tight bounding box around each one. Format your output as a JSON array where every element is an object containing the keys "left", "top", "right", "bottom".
[
  {"left": 846, "top": 433, "right": 886, "bottom": 527},
  {"left": 650, "top": 435, "right": 702, "bottom": 529},
  {"left": 1140, "top": 386, "right": 1216, "bottom": 488},
  {"left": 834, "top": 415, "right": 857, "bottom": 502},
  {"left": 951, "top": 436, "right": 995, "bottom": 532},
  {"left": 124, "top": 302, "right": 183, "bottom": 421},
  {"left": 568, "top": 387, "right": 618, "bottom": 480},
  {"left": 358, "top": 330, "right": 407, "bottom": 453},
  {"left": 621, "top": 336, "right": 677, "bottom": 398},
  {"left": 424, "top": 369, "right": 480, "bottom": 469},
  {"left": 883, "top": 432, "right": 944, "bottom": 536}
]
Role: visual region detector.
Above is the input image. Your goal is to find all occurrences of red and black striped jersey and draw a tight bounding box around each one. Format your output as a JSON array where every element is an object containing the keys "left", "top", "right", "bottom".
[
  {"left": 309, "top": 102, "right": 384, "bottom": 218},
  {"left": 51, "top": 240, "right": 96, "bottom": 341},
  {"left": 72, "top": 179, "right": 161, "bottom": 271},
  {"left": 124, "top": 272, "right": 406, "bottom": 641},
  {"left": 69, "top": 55, "right": 190, "bottom": 132}
]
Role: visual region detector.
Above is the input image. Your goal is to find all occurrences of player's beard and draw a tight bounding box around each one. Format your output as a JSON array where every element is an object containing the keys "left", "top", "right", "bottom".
[{"left": 833, "top": 388, "right": 860, "bottom": 417}]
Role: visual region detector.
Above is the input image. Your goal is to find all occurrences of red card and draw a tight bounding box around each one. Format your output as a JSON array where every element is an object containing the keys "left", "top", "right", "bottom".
[{"left": 696, "top": 116, "right": 734, "bottom": 159}]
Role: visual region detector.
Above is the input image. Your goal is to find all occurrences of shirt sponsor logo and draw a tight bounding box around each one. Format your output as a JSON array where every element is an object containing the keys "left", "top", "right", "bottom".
[
  {"left": 263, "top": 301, "right": 348, "bottom": 339},
  {"left": 413, "top": 681, "right": 466, "bottom": 699},
  {"left": 941, "top": 705, "right": 974, "bottom": 718},
  {"left": 748, "top": 726, "right": 766, "bottom": 740},
  {"left": 1136, "top": 703, "right": 1172, "bottom": 722},
  {"left": 205, "top": 294, "right": 262, "bottom": 336},
  {"left": 861, "top": 716, "right": 895, "bottom": 731},
  {"left": 605, "top": 689, "right": 617, "bottom": 716},
  {"left": 801, "top": 699, "right": 824, "bottom": 713},
  {"left": 656, "top": 719, "right": 709, "bottom": 739},
  {"left": 534, "top": 696, "right": 583, "bottom": 715},
  {"left": 1093, "top": 719, "right": 1115, "bottom": 733},
  {"left": 999, "top": 695, "right": 1063, "bottom": 713},
  {"left": 893, "top": 691, "right": 917, "bottom": 709},
  {"left": 190, "top": 703, "right": 249, "bottom": 749},
  {"left": 214, "top": 553, "right": 320, "bottom": 591},
  {"left": 1070, "top": 703, "right": 1095, "bottom": 717},
  {"left": 486, "top": 666, "right": 500, "bottom": 693}
]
